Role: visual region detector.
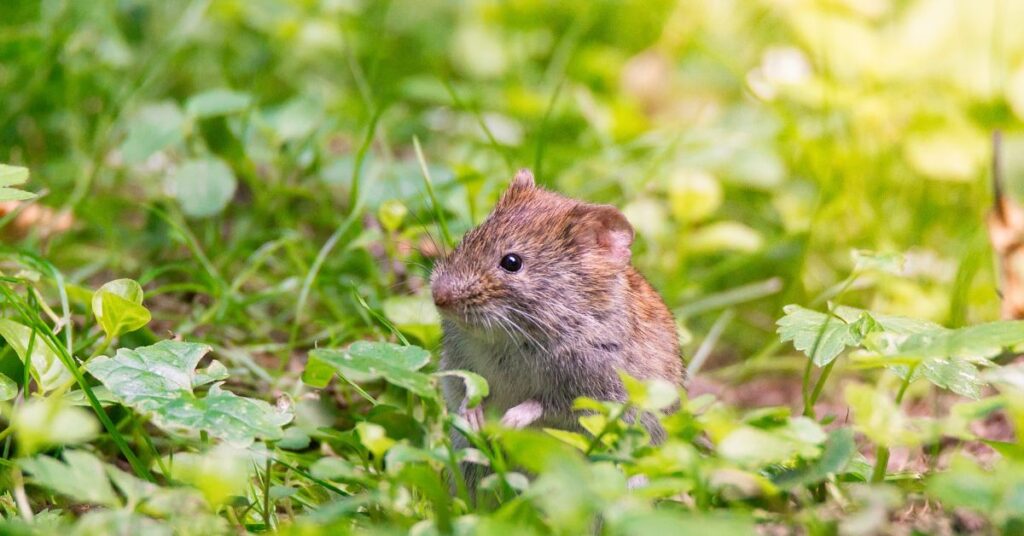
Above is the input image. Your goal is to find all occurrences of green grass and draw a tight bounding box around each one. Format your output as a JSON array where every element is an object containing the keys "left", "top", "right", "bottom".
[{"left": 1, "top": 0, "right": 1024, "bottom": 534}]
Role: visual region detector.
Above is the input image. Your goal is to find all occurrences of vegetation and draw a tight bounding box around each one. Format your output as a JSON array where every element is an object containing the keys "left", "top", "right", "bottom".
[{"left": 2, "top": 0, "right": 1024, "bottom": 533}]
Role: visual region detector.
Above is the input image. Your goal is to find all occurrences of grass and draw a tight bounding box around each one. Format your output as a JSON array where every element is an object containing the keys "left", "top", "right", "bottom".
[{"left": 1, "top": 0, "right": 1024, "bottom": 534}]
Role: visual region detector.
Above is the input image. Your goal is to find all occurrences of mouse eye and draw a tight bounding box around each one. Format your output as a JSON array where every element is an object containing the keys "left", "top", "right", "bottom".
[{"left": 499, "top": 253, "right": 523, "bottom": 273}]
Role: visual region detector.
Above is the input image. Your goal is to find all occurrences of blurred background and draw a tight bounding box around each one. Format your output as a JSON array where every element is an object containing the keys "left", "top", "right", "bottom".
[{"left": 2, "top": 0, "right": 1023, "bottom": 386}]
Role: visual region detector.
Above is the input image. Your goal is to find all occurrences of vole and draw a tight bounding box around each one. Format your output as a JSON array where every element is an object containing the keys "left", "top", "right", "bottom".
[{"left": 431, "top": 169, "right": 684, "bottom": 442}]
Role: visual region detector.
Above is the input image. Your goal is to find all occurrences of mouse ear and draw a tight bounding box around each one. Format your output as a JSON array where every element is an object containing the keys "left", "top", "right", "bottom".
[
  {"left": 582, "top": 204, "right": 634, "bottom": 264},
  {"left": 510, "top": 168, "right": 535, "bottom": 189}
]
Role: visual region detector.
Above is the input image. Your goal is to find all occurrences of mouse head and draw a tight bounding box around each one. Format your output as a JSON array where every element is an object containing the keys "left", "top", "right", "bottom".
[{"left": 430, "top": 169, "right": 635, "bottom": 341}]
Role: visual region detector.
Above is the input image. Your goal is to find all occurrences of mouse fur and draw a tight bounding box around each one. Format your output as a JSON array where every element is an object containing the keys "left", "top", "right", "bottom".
[{"left": 431, "top": 169, "right": 684, "bottom": 447}]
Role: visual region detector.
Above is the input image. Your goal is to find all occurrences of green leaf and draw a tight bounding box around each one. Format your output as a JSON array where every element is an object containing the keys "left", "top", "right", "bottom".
[
  {"left": 500, "top": 429, "right": 584, "bottom": 474},
  {"left": 356, "top": 421, "right": 395, "bottom": 458},
  {"left": 433, "top": 369, "right": 489, "bottom": 408},
  {"left": 277, "top": 427, "right": 311, "bottom": 451},
  {"left": 0, "top": 163, "right": 29, "bottom": 186},
  {"left": 718, "top": 417, "right": 825, "bottom": 467},
  {"left": 120, "top": 102, "right": 186, "bottom": 164},
  {"left": 307, "top": 341, "right": 435, "bottom": 400},
  {"left": 543, "top": 428, "right": 591, "bottom": 451},
  {"left": 777, "top": 305, "right": 864, "bottom": 366},
  {"left": 185, "top": 88, "right": 253, "bottom": 117},
  {"left": 0, "top": 187, "right": 35, "bottom": 202},
  {"left": 377, "top": 199, "right": 408, "bottom": 232},
  {"left": 73, "top": 511, "right": 173, "bottom": 536},
  {"left": 86, "top": 340, "right": 292, "bottom": 444},
  {"left": 0, "top": 319, "right": 72, "bottom": 392},
  {"left": 382, "top": 293, "right": 441, "bottom": 344},
  {"left": 773, "top": 428, "right": 856, "bottom": 489},
  {"left": 619, "top": 370, "right": 679, "bottom": 411},
  {"left": 92, "top": 279, "right": 151, "bottom": 339},
  {"left": 832, "top": 305, "right": 942, "bottom": 335},
  {"left": 164, "top": 446, "right": 252, "bottom": 507},
  {"left": 844, "top": 383, "right": 920, "bottom": 447},
  {"left": 13, "top": 398, "right": 99, "bottom": 455},
  {"left": 920, "top": 357, "right": 986, "bottom": 399},
  {"left": 0, "top": 164, "right": 35, "bottom": 202},
  {"left": 165, "top": 157, "right": 238, "bottom": 218},
  {"left": 310, "top": 457, "right": 363, "bottom": 483},
  {"left": 19, "top": 450, "right": 120, "bottom": 507},
  {"left": 0, "top": 372, "right": 17, "bottom": 401},
  {"left": 262, "top": 97, "right": 322, "bottom": 142},
  {"left": 926, "top": 454, "right": 1024, "bottom": 520},
  {"left": 895, "top": 320, "right": 1024, "bottom": 361},
  {"left": 612, "top": 511, "right": 756, "bottom": 536}
]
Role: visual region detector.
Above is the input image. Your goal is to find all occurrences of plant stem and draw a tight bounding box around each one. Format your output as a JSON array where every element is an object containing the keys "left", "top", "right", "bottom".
[
  {"left": 263, "top": 457, "right": 275, "bottom": 531},
  {"left": 12, "top": 468, "right": 33, "bottom": 522},
  {"left": 870, "top": 370, "right": 914, "bottom": 483},
  {"left": 804, "top": 360, "right": 837, "bottom": 418}
]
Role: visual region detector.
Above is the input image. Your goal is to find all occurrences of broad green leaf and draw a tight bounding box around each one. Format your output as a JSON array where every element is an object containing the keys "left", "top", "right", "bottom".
[
  {"left": 844, "top": 383, "right": 919, "bottom": 447},
  {"left": 501, "top": 429, "right": 584, "bottom": 474},
  {"left": 0, "top": 319, "right": 72, "bottom": 391},
  {"left": 356, "top": 421, "right": 395, "bottom": 458},
  {"left": 263, "top": 97, "right": 323, "bottom": 142},
  {"left": 73, "top": 511, "right": 172, "bottom": 536},
  {"left": 833, "top": 305, "right": 941, "bottom": 335},
  {"left": 0, "top": 164, "right": 35, "bottom": 201},
  {"left": 185, "top": 88, "right": 252, "bottom": 117},
  {"left": 667, "top": 169, "right": 722, "bottom": 223},
  {"left": 92, "top": 279, "right": 151, "bottom": 339},
  {"left": 377, "top": 199, "right": 408, "bottom": 232},
  {"left": 307, "top": 341, "right": 435, "bottom": 400},
  {"left": 385, "top": 444, "right": 447, "bottom": 466},
  {"left": 773, "top": 428, "right": 856, "bottom": 489},
  {"left": 277, "top": 427, "right": 311, "bottom": 451},
  {"left": 777, "top": 305, "right": 864, "bottom": 366},
  {"left": 708, "top": 468, "right": 778, "bottom": 499},
  {"left": 382, "top": 294, "right": 441, "bottom": 344},
  {"left": 718, "top": 418, "right": 825, "bottom": 467},
  {"left": 544, "top": 428, "right": 591, "bottom": 451},
  {"left": 920, "top": 357, "right": 986, "bottom": 399},
  {"left": 895, "top": 320, "right": 1024, "bottom": 361},
  {"left": 19, "top": 450, "right": 120, "bottom": 507},
  {"left": 120, "top": 102, "right": 186, "bottom": 164},
  {"left": 688, "top": 221, "right": 763, "bottom": 253},
  {"left": 164, "top": 446, "right": 251, "bottom": 507},
  {"left": 86, "top": 340, "right": 292, "bottom": 444},
  {"left": 433, "top": 369, "right": 489, "bottom": 408},
  {"left": 612, "top": 511, "right": 756, "bottom": 536},
  {"left": 619, "top": 370, "right": 679, "bottom": 411},
  {"left": 0, "top": 188, "right": 36, "bottom": 202},
  {"left": 165, "top": 157, "right": 237, "bottom": 218},
  {"left": 14, "top": 398, "right": 99, "bottom": 455},
  {"left": 0, "top": 163, "right": 29, "bottom": 186},
  {"left": 926, "top": 454, "right": 1024, "bottom": 525},
  {"left": 310, "top": 457, "right": 370, "bottom": 484},
  {"left": 0, "top": 372, "right": 17, "bottom": 401}
]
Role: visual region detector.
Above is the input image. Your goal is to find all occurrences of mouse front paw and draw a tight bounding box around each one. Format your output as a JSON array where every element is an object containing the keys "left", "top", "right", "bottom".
[
  {"left": 459, "top": 399, "right": 485, "bottom": 432},
  {"left": 500, "top": 399, "right": 543, "bottom": 429}
]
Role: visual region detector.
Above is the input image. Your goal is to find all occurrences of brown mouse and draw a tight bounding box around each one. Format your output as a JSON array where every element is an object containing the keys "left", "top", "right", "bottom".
[{"left": 431, "top": 169, "right": 684, "bottom": 446}]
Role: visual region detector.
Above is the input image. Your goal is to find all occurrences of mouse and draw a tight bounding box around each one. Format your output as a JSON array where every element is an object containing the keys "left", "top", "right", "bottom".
[{"left": 431, "top": 169, "right": 684, "bottom": 449}]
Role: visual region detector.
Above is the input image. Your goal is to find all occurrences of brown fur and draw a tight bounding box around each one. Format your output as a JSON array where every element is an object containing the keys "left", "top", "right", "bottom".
[{"left": 431, "top": 169, "right": 683, "bottom": 440}]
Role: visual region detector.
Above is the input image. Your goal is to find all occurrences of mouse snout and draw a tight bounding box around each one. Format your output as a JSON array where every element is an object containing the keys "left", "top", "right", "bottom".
[{"left": 431, "top": 278, "right": 458, "bottom": 309}]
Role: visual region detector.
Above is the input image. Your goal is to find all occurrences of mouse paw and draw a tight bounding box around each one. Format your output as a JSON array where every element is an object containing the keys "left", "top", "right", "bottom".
[
  {"left": 459, "top": 399, "right": 485, "bottom": 432},
  {"left": 500, "top": 399, "right": 543, "bottom": 429}
]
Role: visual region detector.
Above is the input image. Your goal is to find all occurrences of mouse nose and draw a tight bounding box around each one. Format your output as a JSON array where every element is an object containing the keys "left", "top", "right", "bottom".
[{"left": 432, "top": 280, "right": 456, "bottom": 308}]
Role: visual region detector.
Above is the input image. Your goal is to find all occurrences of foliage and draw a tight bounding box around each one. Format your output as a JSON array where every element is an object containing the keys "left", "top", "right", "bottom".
[{"left": 1, "top": 0, "right": 1024, "bottom": 534}]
